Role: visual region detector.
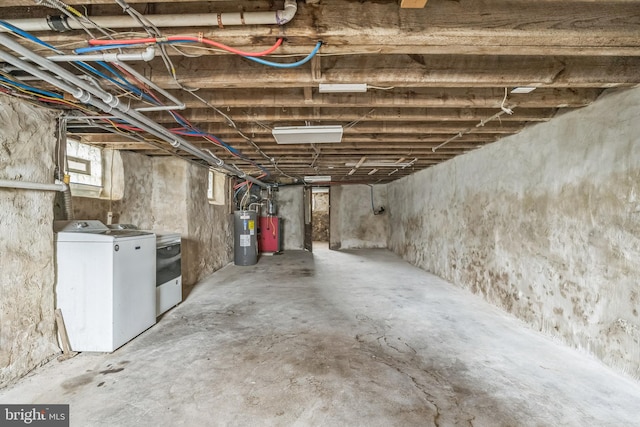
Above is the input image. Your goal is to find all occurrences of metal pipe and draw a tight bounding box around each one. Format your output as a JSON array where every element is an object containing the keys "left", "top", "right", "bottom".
[
  {"left": 0, "top": 33, "right": 267, "bottom": 188},
  {"left": 0, "top": 179, "right": 67, "bottom": 192},
  {"left": 3, "top": 0, "right": 297, "bottom": 32}
]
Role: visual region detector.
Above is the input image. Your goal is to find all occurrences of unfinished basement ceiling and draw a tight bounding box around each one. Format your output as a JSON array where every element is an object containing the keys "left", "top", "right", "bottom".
[{"left": 1, "top": 0, "right": 639, "bottom": 184}]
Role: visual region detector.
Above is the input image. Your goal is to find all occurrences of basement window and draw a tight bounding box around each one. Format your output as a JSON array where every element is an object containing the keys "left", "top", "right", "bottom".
[
  {"left": 67, "top": 156, "right": 91, "bottom": 175},
  {"left": 67, "top": 139, "right": 103, "bottom": 198},
  {"left": 207, "top": 169, "right": 226, "bottom": 205}
]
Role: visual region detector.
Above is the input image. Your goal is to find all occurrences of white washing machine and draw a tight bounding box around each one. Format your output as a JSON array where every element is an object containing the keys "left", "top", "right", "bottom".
[
  {"left": 109, "top": 224, "right": 182, "bottom": 316},
  {"left": 54, "top": 220, "right": 156, "bottom": 352}
]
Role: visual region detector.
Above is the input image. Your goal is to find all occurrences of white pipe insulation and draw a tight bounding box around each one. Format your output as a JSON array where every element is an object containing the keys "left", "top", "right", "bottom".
[
  {"left": 3, "top": 0, "right": 297, "bottom": 32},
  {"left": 0, "top": 179, "right": 67, "bottom": 192},
  {"left": 0, "top": 33, "right": 268, "bottom": 188}
]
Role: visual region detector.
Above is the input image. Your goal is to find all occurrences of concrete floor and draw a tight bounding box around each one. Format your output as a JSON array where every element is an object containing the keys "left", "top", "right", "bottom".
[{"left": 2, "top": 245, "right": 640, "bottom": 426}]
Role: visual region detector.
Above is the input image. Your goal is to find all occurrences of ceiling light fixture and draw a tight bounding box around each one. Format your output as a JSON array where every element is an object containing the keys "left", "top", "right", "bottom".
[
  {"left": 272, "top": 125, "right": 343, "bottom": 144},
  {"left": 510, "top": 87, "right": 536, "bottom": 94},
  {"left": 303, "top": 175, "right": 332, "bottom": 183},
  {"left": 318, "top": 83, "right": 368, "bottom": 93}
]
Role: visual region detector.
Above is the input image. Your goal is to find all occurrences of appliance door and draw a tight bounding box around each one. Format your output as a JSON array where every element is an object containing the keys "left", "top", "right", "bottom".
[
  {"left": 156, "top": 241, "right": 182, "bottom": 316},
  {"left": 156, "top": 242, "right": 181, "bottom": 286}
]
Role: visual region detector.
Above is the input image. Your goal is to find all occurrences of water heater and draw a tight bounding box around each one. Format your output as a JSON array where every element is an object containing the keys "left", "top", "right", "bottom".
[{"left": 233, "top": 210, "right": 258, "bottom": 266}]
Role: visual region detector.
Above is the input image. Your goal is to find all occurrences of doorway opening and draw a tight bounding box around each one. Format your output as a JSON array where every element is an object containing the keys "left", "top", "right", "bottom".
[{"left": 311, "top": 187, "right": 330, "bottom": 243}]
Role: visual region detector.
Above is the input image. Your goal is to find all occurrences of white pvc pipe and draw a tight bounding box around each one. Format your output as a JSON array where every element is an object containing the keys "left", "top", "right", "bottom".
[
  {"left": 3, "top": 0, "right": 297, "bottom": 32},
  {"left": 46, "top": 48, "right": 186, "bottom": 112},
  {"left": 47, "top": 47, "right": 156, "bottom": 63},
  {"left": 0, "top": 179, "right": 67, "bottom": 192}
]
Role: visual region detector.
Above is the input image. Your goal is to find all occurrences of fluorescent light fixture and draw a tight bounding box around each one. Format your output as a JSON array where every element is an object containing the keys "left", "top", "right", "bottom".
[
  {"left": 272, "top": 125, "right": 343, "bottom": 144},
  {"left": 511, "top": 87, "right": 536, "bottom": 94},
  {"left": 345, "top": 161, "right": 412, "bottom": 168},
  {"left": 304, "top": 175, "right": 332, "bottom": 183},
  {"left": 312, "top": 187, "right": 330, "bottom": 193},
  {"left": 318, "top": 83, "right": 368, "bottom": 93}
]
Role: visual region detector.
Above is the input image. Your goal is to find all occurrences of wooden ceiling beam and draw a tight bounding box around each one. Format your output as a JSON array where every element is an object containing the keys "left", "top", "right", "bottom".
[
  {"left": 3, "top": 1, "right": 638, "bottom": 8},
  {"left": 142, "top": 107, "right": 556, "bottom": 124},
  {"left": 168, "top": 122, "right": 523, "bottom": 135},
  {"left": 80, "top": 134, "right": 496, "bottom": 146},
  {"left": 17, "top": 1, "right": 640, "bottom": 57},
  {"left": 139, "top": 54, "right": 640, "bottom": 89},
  {"left": 148, "top": 88, "right": 600, "bottom": 109}
]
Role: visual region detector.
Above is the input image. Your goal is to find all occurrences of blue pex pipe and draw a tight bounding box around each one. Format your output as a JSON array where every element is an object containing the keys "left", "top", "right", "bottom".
[{"left": 241, "top": 42, "right": 322, "bottom": 68}]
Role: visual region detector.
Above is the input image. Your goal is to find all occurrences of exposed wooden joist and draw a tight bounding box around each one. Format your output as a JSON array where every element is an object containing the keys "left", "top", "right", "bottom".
[
  {"left": 142, "top": 107, "right": 556, "bottom": 124},
  {"left": 79, "top": 133, "right": 497, "bottom": 145},
  {"left": 138, "top": 54, "right": 640, "bottom": 89},
  {"left": 20, "top": 1, "right": 640, "bottom": 57},
  {"left": 83, "top": 122, "right": 523, "bottom": 136},
  {"left": 1, "top": 0, "right": 636, "bottom": 184},
  {"left": 4, "top": 0, "right": 635, "bottom": 6},
  {"left": 153, "top": 88, "right": 601, "bottom": 109}
]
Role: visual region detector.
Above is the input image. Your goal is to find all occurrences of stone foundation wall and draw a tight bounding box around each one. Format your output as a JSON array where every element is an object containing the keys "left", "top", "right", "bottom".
[
  {"left": 388, "top": 88, "right": 640, "bottom": 379},
  {"left": 0, "top": 96, "right": 59, "bottom": 387}
]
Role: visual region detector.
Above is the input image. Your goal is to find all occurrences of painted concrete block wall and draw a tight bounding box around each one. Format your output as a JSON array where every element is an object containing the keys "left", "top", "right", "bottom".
[
  {"left": 387, "top": 87, "right": 640, "bottom": 379},
  {"left": 278, "top": 186, "right": 304, "bottom": 250},
  {"left": 330, "top": 184, "right": 388, "bottom": 250},
  {"left": 0, "top": 96, "right": 59, "bottom": 387}
]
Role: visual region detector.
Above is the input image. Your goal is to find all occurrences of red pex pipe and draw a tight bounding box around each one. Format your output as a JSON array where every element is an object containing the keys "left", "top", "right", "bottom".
[{"left": 89, "top": 37, "right": 284, "bottom": 57}]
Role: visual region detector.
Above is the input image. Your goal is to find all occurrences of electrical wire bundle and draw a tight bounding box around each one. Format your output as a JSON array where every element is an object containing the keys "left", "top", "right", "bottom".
[
  {"left": 0, "top": 0, "right": 323, "bottom": 182},
  {"left": 81, "top": 37, "right": 322, "bottom": 69},
  {"left": 0, "top": 19, "right": 274, "bottom": 173}
]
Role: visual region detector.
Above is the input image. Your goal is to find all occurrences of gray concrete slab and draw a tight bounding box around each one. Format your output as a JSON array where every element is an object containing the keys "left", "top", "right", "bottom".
[{"left": 2, "top": 245, "right": 640, "bottom": 426}]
